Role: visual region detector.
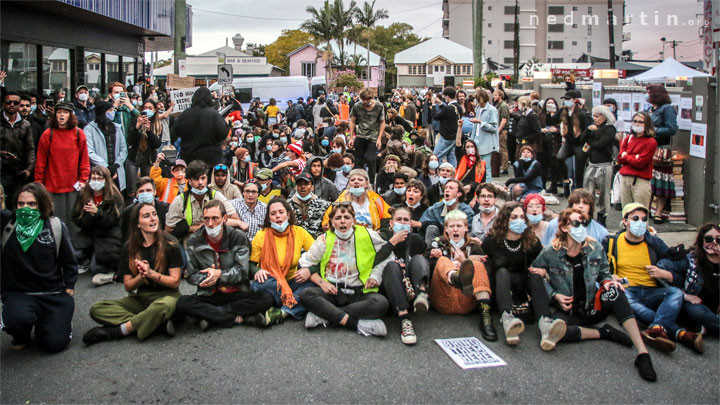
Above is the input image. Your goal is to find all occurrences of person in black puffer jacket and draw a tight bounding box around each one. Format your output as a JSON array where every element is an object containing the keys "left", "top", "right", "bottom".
[{"left": 173, "top": 87, "right": 228, "bottom": 172}]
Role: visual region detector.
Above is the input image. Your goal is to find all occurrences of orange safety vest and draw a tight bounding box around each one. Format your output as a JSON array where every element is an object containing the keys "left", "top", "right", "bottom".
[
  {"left": 455, "top": 156, "right": 486, "bottom": 184},
  {"left": 160, "top": 177, "right": 179, "bottom": 204},
  {"left": 338, "top": 103, "right": 350, "bottom": 122}
]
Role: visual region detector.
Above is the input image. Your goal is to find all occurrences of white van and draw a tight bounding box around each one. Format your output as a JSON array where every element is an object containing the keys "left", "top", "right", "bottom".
[{"left": 230, "top": 76, "right": 310, "bottom": 112}]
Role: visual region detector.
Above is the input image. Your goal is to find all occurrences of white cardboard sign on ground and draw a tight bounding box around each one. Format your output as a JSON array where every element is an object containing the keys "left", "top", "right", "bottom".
[{"left": 435, "top": 337, "right": 507, "bottom": 370}]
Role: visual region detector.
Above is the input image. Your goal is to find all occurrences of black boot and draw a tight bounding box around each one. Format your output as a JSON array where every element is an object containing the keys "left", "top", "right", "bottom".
[
  {"left": 82, "top": 326, "right": 125, "bottom": 345},
  {"left": 597, "top": 213, "right": 607, "bottom": 227},
  {"left": 563, "top": 181, "right": 571, "bottom": 198},
  {"left": 479, "top": 303, "right": 498, "bottom": 341}
]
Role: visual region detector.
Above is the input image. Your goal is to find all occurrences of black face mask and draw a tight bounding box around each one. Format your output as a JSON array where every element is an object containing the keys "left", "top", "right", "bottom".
[{"left": 565, "top": 81, "right": 573, "bottom": 87}]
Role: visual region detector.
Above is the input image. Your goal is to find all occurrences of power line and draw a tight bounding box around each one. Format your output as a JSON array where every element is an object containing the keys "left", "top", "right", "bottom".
[
  {"left": 415, "top": 3, "right": 462, "bottom": 34},
  {"left": 392, "top": 3, "right": 439, "bottom": 14},
  {"left": 193, "top": 7, "right": 304, "bottom": 21}
]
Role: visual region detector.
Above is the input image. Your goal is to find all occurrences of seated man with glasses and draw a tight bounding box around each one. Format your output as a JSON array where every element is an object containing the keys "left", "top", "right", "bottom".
[
  {"left": 604, "top": 203, "right": 703, "bottom": 354},
  {"left": 229, "top": 181, "right": 266, "bottom": 241}
]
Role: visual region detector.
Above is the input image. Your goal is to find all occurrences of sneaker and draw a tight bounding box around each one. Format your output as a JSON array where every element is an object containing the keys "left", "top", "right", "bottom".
[
  {"left": 304, "top": 312, "right": 329, "bottom": 329},
  {"left": 641, "top": 326, "right": 676, "bottom": 353},
  {"left": 91, "top": 272, "right": 115, "bottom": 286},
  {"left": 479, "top": 303, "right": 498, "bottom": 342},
  {"left": 400, "top": 319, "right": 417, "bottom": 345},
  {"left": 500, "top": 311, "right": 524, "bottom": 345},
  {"left": 598, "top": 323, "right": 633, "bottom": 347},
  {"left": 413, "top": 292, "right": 429, "bottom": 314},
  {"left": 538, "top": 316, "right": 566, "bottom": 351},
  {"left": 10, "top": 339, "right": 30, "bottom": 351},
  {"left": 500, "top": 169, "right": 509, "bottom": 175},
  {"left": 457, "top": 260, "right": 475, "bottom": 296},
  {"left": 634, "top": 353, "right": 657, "bottom": 382},
  {"left": 242, "top": 312, "right": 267, "bottom": 327},
  {"left": 357, "top": 319, "right": 387, "bottom": 337},
  {"left": 264, "top": 307, "right": 285, "bottom": 326},
  {"left": 677, "top": 331, "right": 704, "bottom": 354},
  {"left": 82, "top": 326, "right": 123, "bottom": 345},
  {"left": 164, "top": 320, "right": 176, "bottom": 337},
  {"left": 198, "top": 319, "right": 210, "bottom": 332},
  {"left": 77, "top": 265, "right": 90, "bottom": 274}
]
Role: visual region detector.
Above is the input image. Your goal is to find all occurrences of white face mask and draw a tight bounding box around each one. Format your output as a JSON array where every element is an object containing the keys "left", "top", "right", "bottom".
[
  {"left": 78, "top": 93, "right": 89, "bottom": 102},
  {"left": 88, "top": 180, "right": 105, "bottom": 191},
  {"left": 335, "top": 227, "right": 354, "bottom": 240},
  {"left": 631, "top": 124, "right": 644, "bottom": 134},
  {"left": 205, "top": 223, "right": 223, "bottom": 238}
]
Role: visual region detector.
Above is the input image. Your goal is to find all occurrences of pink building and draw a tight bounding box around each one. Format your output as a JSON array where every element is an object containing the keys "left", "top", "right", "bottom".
[{"left": 288, "top": 41, "right": 385, "bottom": 91}]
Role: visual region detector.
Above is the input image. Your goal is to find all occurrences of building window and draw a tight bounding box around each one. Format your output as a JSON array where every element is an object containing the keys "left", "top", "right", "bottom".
[
  {"left": 588, "top": 25, "right": 592, "bottom": 35},
  {"left": 454, "top": 65, "right": 460, "bottom": 75},
  {"left": 488, "top": 5, "right": 492, "bottom": 11},
  {"left": 572, "top": 41, "right": 578, "bottom": 46},
  {"left": 504, "top": 57, "right": 515, "bottom": 64},
  {"left": 488, "top": 40, "right": 492, "bottom": 45},
  {"left": 572, "top": 24, "right": 577, "bottom": 28},
  {"left": 434, "top": 65, "right": 439, "bottom": 72},
  {"left": 548, "top": 41, "right": 564, "bottom": 50},
  {"left": 410, "top": 66, "right": 416, "bottom": 75},
  {"left": 587, "top": 41, "right": 592, "bottom": 53},
  {"left": 1, "top": 40, "right": 38, "bottom": 92},
  {"left": 488, "top": 23, "right": 492, "bottom": 28},
  {"left": 572, "top": 58, "right": 577, "bottom": 62},
  {"left": 588, "top": 7, "right": 592, "bottom": 13},
  {"left": 301, "top": 61, "right": 316, "bottom": 78},
  {"left": 359, "top": 68, "right": 371, "bottom": 80},
  {"left": 43, "top": 46, "right": 71, "bottom": 97},
  {"left": 84, "top": 51, "right": 101, "bottom": 91},
  {"left": 105, "top": 54, "right": 120, "bottom": 84},
  {"left": 572, "top": 6, "right": 578, "bottom": 11},
  {"left": 504, "top": 6, "right": 515, "bottom": 15},
  {"left": 548, "top": 24, "right": 564, "bottom": 33},
  {"left": 504, "top": 40, "right": 514, "bottom": 49},
  {"left": 504, "top": 23, "right": 515, "bottom": 32},
  {"left": 550, "top": 58, "right": 564, "bottom": 63},
  {"left": 548, "top": 6, "right": 564, "bottom": 15}
]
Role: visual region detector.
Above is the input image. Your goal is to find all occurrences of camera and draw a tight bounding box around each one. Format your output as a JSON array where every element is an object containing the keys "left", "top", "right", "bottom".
[{"left": 159, "top": 147, "right": 177, "bottom": 168}]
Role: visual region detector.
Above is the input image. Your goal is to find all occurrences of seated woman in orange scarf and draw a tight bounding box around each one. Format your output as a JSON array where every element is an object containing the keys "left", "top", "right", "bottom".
[{"left": 250, "top": 196, "right": 316, "bottom": 320}]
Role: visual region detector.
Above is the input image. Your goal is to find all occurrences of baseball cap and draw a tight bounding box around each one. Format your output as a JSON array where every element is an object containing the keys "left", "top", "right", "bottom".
[
  {"left": 173, "top": 159, "right": 187, "bottom": 168},
  {"left": 295, "top": 172, "right": 312, "bottom": 184},
  {"left": 622, "top": 202, "right": 649, "bottom": 219},
  {"left": 256, "top": 168, "right": 273, "bottom": 180},
  {"left": 75, "top": 84, "right": 89, "bottom": 93}
]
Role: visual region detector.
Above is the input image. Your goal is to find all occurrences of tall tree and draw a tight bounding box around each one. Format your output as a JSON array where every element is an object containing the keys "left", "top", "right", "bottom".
[
  {"left": 331, "top": 0, "right": 358, "bottom": 71},
  {"left": 355, "top": 0, "right": 388, "bottom": 88},
  {"left": 367, "top": 23, "right": 427, "bottom": 89},
  {"left": 265, "top": 30, "right": 314, "bottom": 73},
  {"left": 301, "top": 1, "right": 335, "bottom": 87}
]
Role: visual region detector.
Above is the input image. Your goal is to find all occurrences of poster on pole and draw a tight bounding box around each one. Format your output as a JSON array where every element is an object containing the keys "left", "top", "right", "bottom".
[
  {"left": 689, "top": 122, "right": 707, "bottom": 159},
  {"left": 670, "top": 94, "right": 681, "bottom": 116},
  {"left": 435, "top": 337, "right": 507, "bottom": 370},
  {"left": 178, "top": 59, "right": 187, "bottom": 78},
  {"left": 631, "top": 93, "right": 644, "bottom": 114},
  {"left": 166, "top": 74, "right": 195, "bottom": 89},
  {"left": 592, "top": 82, "right": 603, "bottom": 107},
  {"left": 169, "top": 87, "right": 199, "bottom": 113},
  {"left": 678, "top": 97, "right": 693, "bottom": 130}
]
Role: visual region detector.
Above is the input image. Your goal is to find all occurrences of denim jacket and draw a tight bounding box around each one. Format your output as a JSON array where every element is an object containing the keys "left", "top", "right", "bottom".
[
  {"left": 657, "top": 252, "right": 703, "bottom": 295},
  {"left": 532, "top": 239, "right": 612, "bottom": 310}
]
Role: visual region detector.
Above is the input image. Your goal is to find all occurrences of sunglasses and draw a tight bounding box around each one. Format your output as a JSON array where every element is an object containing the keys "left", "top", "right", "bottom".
[
  {"left": 703, "top": 236, "right": 720, "bottom": 244},
  {"left": 214, "top": 164, "right": 228, "bottom": 171},
  {"left": 4, "top": 100, "right": 20, "bottom": 106},
  {"left": 627, "top": 215, "right": 648, "bottom": 222},
  {"left": 569, "top": 220, "right": 585, "bottom": 228}
]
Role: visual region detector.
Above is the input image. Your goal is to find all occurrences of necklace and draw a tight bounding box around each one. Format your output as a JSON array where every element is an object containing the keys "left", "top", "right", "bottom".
[{"left": 504, "top": 238, "right": 521, "bottom": 252}]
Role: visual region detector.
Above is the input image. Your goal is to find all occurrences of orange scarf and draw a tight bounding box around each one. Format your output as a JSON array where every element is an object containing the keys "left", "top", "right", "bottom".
[{"left": 260, "top": 226, "right": 297, "bottom": 308}]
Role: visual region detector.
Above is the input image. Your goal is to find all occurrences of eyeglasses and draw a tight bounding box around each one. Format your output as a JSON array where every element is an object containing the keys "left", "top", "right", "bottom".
[
  {"left": 90, "top": 176, "right": 105, "bottom": 181},
  {"left": 4, "top": 100, "right": 20, "bottom": 106},
  {"left": 478, "top": 194, "right": 494, "bottom": 200},
  {"left": 703, "top": 236, "right": 720, "bottom": 244},
  {"left": 332, "top": 201, "right": 352, "bottom": 207},
  {"left": 243, "top": 190, "right": 258, "bottom": 195},
  {"left": 214, "top": 164, "right": 228, "bottom": 171},
  {"left": 631, "top": 120, "right": 645, "bottom": 124},
  {"left": 628, "top": 215, "right": 648, "bottom": 222}
]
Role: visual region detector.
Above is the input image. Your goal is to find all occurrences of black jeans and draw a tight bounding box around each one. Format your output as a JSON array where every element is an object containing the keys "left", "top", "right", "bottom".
[
  {"left": 175, "top": 290, "right": 273, "bottom": 327},
  {"left": 381, "top": 255, "right": 431, "bottom": 314},
  {"left": 1, "top": 292, "right": 75, "bottom": 353},
  {"left": 571, "top": 145, "right": 587, "bottom": 188},
  {"left": 494, "top": 267, "right": 550, "bottom": 317},
  {"left": 353, "top": 137, "right": 378, "bottom": 181},
  {"left": 553, "top": 286, "right": 635, "bottom": 342},
  {"left": 299, "top": 285, "right": 389, "bottom": 325}
]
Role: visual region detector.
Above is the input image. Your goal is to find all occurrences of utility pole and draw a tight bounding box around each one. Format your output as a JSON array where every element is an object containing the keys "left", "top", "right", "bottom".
[
  {"left": 660, "top": 37, "right": 666, "bottom": 60},
  {"left": 173, "top": 0, "right": 187, "bottom": 75},
  {"left": 607, "top": 0, "right": 616, "bottom": 68},
  {"left": 472, "top": 0, "right": 484, "bottom": 82},
  {"left": 512, "top": 0, "right": 520, "bottom": 82},
  {"left": 671, "top": 40, "right": 683, "bottom": 58}
]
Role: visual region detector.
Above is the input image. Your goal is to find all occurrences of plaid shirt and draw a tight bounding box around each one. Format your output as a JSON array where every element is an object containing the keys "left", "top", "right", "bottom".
[{"left": 230, "top": 198, "right": 267, "bottom": 242}]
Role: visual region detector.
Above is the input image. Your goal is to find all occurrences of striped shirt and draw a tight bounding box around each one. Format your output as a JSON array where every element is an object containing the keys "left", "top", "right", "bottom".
[{"left": 230, "top": 198, "right": 267, "bottom": 242}]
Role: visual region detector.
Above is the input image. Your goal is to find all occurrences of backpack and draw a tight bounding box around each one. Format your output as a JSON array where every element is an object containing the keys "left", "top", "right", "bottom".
[{"left": 2, "top": 216, "right": 63, "bottom": 257}]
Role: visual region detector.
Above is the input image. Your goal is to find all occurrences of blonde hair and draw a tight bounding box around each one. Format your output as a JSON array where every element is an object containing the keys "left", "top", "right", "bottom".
[
  {"left": 517, "top": 96, "right": 531, "bottom": 108},
  {"left": 443, "top": 209, "right": 468, "bottom": 226}
]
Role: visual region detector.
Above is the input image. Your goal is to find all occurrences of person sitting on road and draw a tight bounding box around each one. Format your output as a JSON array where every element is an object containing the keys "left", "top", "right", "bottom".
[
  {"left": 121, "top": 176, "right": 169, "bottom": 242},
  {"left": 303, "top": 155, "right": 340, "bottom": 202},
  {"left": 401, "top": 179, "right": 428, "bottom": 235},
  {"left": 1, "top": 183, "right": 77, "bottom": 353},
  {"left": 543, "top": 189, "right": 608, "bottom": 246},
  {"left": 656, "top": 223, "right": 719, "bottom": 337},
  {"left": 82, "top": 202, "right": 183, "bottom": 345},
  {"left": 427, "top": 209, "right": 497, "bottom": 341},
  {"left": 255, "top": 167, "right": 284, "bottom": 205},
  {"left": 426, "top": 162, "right": 455, "bottom": 205},
  {"left": 175, "top": 200, "right": 274, "bottom": 331},
  {"left": 72, "top": 165, "right": 124, "bottom": 286},
  {"left": 250, "top": 197, "right": 316, "bottom": 321},
  {"left": 209, "top": 163, "right": 241, "bottom": 201},
  {"left": 469, "top": 183, "right": 500, "bottom": 241},
  {"left": 376, "top": 206, "right": 431, "bottom": 345},
  {"left": 482, "top": 202, "right": 566, "bottom": 350},
  {"left": 524, "top": 193, "right": 552, "bottom": 244},
  {"left": 298, "top": 202, "right": 393, "bottom": 337},
  {"left": 228, "top": 181, "right": 266, "bottom": 241},
  {"left": 381, "top": 172, "right": 409, "bottom": 206},
  {"left": 322, "top": 169, "right": 391, "bottom": 231},
  {"left": 505, "top": 145, "right": 543, "bottom": 201},
  {"left": 420, "top": 179, "right": 475, "bottom": 246},
  {"left": 531, "top": 208, "right": 657, "bottom": 381},
  {"left": 288, "top": 173, "right": 331, "bottom": 239},
  {"left": 604, "top": 202, "right": 703, "bottom": 354},
  {"left": 150, "top": 153, "right": 187, "bottom": 204}
]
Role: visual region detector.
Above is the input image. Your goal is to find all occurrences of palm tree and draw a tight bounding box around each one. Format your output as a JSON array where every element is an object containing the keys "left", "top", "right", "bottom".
[
  {"left": 301, "top": 1, "right": 335, "bottom": 90},
  {"left": 330, "top": 0, "right": 357, "bottom": 71},
  {"left": 355, "top": 0, "right": 388, "bottom": 88},
  {"left": 350, "top": 54, "right": 367, "bottom": 76}
]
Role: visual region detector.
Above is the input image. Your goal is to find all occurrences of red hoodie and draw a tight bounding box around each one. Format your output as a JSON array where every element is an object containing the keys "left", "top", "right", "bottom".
[
  {"left": 617, "top": 134, "right": 657, "bottom": 180},
  {"left": 35, "top": 127, "right": 90, "bottom": 193}
]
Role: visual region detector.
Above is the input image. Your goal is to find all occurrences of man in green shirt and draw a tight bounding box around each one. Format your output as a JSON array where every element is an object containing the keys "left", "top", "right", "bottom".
[{"left": 349, "top": 89, "right": 386, "bottom": 181}]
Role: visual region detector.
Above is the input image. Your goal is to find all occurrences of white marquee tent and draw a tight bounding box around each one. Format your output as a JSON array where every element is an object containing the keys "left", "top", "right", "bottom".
[{"left": 631, "top": 57, "right": 710, "bottom": 83}]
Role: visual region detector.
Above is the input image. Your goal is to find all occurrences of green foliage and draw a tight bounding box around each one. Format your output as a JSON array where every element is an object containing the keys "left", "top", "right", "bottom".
[
  {"left": 368, "top": 22, "right": 427, "bottom": 88},
  {"left": 332, "top": 71, "right": 364, "bottom": 90},
  {"left": 265, "top": 30, "right": 315, "bottom": 74}
]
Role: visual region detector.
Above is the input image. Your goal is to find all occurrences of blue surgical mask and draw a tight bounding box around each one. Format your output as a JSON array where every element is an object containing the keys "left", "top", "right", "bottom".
[
  {"left": 393, "top": 223, "right": 412, "bottom": 233},
  {"left": 230, "top": 141, "right": 238, "bottom": 148},
  {"left": 394, "top": 187, "right": 406, "bottom": 195},
  {"left": 321, "top": 139, "right": 330, "bottom": 147},
  {"left": 105, "top": 111, "right": 116, "bottom": 121},
  {"left": 144, "top": 110, "right": 154, "bottom": 118},
  {"left": 113, "top": 93, "right": 120, "bottom": 100},
  {"left": 527, "top": 213, "right": 543, "bottom": 225},
  {"left": 444, "top": 198, "right": 456, "bottom": 206},
  {"left": 137, "top": 191, "right": 155, "bottom": 204},
  {"left": 272, "top": 132, "right": 280, "bottom": 139},
  {"left": 349, "top": 187, "right": 365, "bottom": 197},
  {"left": 569, "top": 224, "right": 587, "bottom": 243},
  {"left": 30, "top": 105, "right": 37, "bottom": 113},
  {"left": 331, "top": 148, "right": 342, "bottom": 154},
  {"left": 246, "top": 137, "right": 254, "bottom": 143},
  {"left": 270, "top": 220, "right": 289, "bottom": 233},
  {"left": 191, "top": 186, "right": 207, "bottom": 195},
  {"left": 449, "top": 238, "right": 464, "bottom": 249},
  {"left": 509, "top": 219, "right": 527, "bottom": 234},
  {"left": 644, "top": 94, "right": 650, "bottom": 102},
  {"left": 296, "top": 192, "right": 312, "bottom": 201},
  {"left": 261, "top": 183, "right": 269, "bottom": 191},
  {"left": 244, "top": 155, "right": 252, "bottom": 162},
  {"left": 628, "top": 219, "right": 647, "bottom": 237},
  {"left": 280, "top": 137, "right": 287, "bottom": 143},
  {"left": 429, "top": 161, "right": 439, "bottom": 170},
  {"left": 563, "top": 99, "right": 573, "bottom": 108},
  {"left": 132, "top": 100, "right": 139, "bottom": 106},
  {"left": 520, "top": 157, "right": 531, "bottom": 162},
  {"left": 266, "top": 145, "right": 272, "bottom": 151},
  {"left": 342, "top": 164, "right": 352, "bottom": 173},
  {"left": 439, "top": 177, "right": 449, "bottom": 185}
]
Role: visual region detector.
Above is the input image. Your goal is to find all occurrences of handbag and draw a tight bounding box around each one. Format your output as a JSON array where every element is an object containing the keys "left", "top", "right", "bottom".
[{"left": 652, "top": 146, "right": 673, "bottom": 168}]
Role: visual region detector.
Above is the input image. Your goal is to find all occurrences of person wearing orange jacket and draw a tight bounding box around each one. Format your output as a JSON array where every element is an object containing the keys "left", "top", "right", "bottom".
[{"left": 149, "top": 153, "right": 187, "bottom": 204}]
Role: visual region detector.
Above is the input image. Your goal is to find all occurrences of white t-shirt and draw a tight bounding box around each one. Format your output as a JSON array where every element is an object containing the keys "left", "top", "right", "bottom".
[{"left": 352, "top": 199, "right": 372, "bottom": 228}]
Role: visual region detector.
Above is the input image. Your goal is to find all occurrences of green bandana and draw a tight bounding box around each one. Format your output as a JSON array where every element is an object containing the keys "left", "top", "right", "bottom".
[{"left": 15, "top": 207, "right": 43, "bottom": 252}]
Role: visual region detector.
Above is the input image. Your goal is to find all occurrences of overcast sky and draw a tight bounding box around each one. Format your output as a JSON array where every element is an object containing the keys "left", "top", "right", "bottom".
[{"left": 183, "top": 0, "right": 705, "bottom": 62}]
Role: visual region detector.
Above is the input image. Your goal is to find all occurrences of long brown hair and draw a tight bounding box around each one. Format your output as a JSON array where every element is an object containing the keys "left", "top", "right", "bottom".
[
  {"left": 560, "top": 102, "right": 584, "bottom": 139},
  {"left": 487, "top": 202, "right": 538, "bottom": 251},
  {"left": 73, "top": 166, "right": 124, "bottom": 219},
  {"left": 48, "top": 109, "right": 78, "bottom": 129},
  {"left": 693, "top": 223, "right": 720, "bottom": 286},
  {"left": 551, "top": 208, "right": 594, "bottom": 251},
  {"left": 126, "top": 203, "right": 174, "bottom": 276},
  {"left": 631, "top": 112, "right": 656, "bottom": 137}
]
